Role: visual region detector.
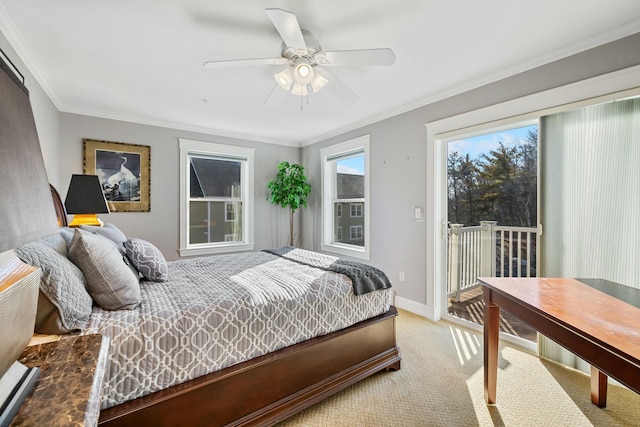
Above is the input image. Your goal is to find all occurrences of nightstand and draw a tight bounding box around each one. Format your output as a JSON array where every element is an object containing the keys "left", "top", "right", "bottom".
[{"left": 10, "top": 334, "right": 110, "bottom": 427}]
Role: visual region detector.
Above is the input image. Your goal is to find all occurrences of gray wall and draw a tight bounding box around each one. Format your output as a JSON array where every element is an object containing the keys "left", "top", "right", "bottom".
[
  {"left": 59, "top": 113, "right": 299, "bottom": 260},
  {"left": 301, "top": 32, "right": 640, "bottom": 307}
]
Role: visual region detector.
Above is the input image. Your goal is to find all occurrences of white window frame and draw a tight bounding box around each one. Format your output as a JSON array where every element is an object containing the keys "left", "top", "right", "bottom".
[
  {"left": 336, "top": 226, "right": 343, "bottom": 241},
  {"left": 179, "top": 139, "right": 254, "bottom": 256},
  {"left": 320, "top": 134, "right": 370, "bottom": 260}
]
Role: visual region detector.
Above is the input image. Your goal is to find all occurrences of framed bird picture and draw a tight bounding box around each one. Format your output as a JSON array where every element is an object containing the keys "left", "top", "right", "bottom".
[{"left": 83, "top": 138, "right": 151, "bottom": 212}]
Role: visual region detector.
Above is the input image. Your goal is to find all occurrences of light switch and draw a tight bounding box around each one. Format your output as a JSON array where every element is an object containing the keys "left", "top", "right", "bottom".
[{"left": 414, "top": 206, "right": 423, "bottom": 221}]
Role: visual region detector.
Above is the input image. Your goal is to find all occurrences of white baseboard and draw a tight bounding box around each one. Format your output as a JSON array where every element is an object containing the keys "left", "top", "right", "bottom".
[{"left": 393, "top": 296, "right": 430, "bottom": 319}]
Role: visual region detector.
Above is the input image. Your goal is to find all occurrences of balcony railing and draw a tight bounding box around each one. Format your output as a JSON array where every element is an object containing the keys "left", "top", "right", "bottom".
[{"left": 447, "top": 221, "right": 539, "bottom": 301}]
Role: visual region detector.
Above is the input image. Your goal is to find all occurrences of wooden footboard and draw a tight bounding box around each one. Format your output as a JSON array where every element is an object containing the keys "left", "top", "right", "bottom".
[{"left": 99, "top": 306, "right": 400, "bottom": 427}]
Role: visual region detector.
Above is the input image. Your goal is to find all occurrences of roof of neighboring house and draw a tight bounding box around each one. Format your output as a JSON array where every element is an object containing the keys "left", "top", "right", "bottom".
[
  {"left": 190, "top": 158, "right": 241, "bottom": 198},
  {"left": 337, "top": 173, "right": 364, "bottom": 199}
]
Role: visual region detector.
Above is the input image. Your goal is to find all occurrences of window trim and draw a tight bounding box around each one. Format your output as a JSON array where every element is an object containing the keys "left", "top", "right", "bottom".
[
  {"left": 179, "top": 138, "right": 254, "bottom": 256},
  {"left": 320, "top": 134, "right": 370, "bottom": 260}
]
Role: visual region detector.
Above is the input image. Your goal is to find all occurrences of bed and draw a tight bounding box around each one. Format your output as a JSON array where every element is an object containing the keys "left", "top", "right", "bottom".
[{"left": 36, "top": 186, "right": 401, "bottom": 426}]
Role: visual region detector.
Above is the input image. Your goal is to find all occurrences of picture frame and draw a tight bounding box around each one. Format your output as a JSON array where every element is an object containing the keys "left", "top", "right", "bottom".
[{"left": 83, "top": 138, "right": 150, "bottom": 212}]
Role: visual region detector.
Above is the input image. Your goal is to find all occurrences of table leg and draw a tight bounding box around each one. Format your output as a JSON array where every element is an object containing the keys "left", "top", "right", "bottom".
[
  {"left": 590, "top": 366, "right": 608, "bottom": 407},
  {"left": 484, "top": 287, "right": 500, "bottom": 405}
]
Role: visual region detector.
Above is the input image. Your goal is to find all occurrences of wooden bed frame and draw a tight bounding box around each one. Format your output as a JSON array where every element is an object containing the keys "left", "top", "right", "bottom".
[{"left": 50, "top": 185, "right": 401, "bottom": 426}]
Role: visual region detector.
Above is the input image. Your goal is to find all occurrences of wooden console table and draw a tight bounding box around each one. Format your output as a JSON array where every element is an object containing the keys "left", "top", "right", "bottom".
[
  {"left": 11, "top": 334, "right": 110, "bottom": 426},
  {"left": 480, "top": 277, "right": 640, "bottom": 408}
]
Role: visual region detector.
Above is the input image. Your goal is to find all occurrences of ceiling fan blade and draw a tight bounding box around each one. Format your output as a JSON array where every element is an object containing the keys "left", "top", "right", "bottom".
[
  {"left": 204, "top": 57, "right": 286, "bottom": 69},
  {"left": 263, "top": 83, "right": 289, "bottom": 106},
  {"left": 321, "top": 48, "right": 396, "bottom": 66},
  {"left": 316, "top": 68, "right": 359, "bottom": 105},
  {"left": 265, "top": 8, "right": 307, "bottom": 50}
]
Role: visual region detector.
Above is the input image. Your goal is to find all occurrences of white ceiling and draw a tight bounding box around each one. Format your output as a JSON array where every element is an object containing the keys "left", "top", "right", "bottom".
[{"left": 1, "top": 1, "right": 640, "bottom": 146}]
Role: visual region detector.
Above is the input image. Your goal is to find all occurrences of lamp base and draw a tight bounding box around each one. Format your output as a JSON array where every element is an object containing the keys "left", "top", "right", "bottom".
[{"left": 68, "top": 214, "right": 103, "bottom": 228}]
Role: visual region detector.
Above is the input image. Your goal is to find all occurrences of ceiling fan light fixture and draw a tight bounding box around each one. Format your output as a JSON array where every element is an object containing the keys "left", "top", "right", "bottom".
[
  {"left": 310, "top": 72, "right": 329, "bottom": 93},
  {"left": 298, "top": 63, "right": 311, "bottom": 77},
  {"left": 290, "top": 83, "right": 308, "bottom": 96},
  {"left": 293, "top": 59, "right": 315, "bottom": 85},
  {"left": 274, "top": 67, "right": 293, "bottom": 91}
]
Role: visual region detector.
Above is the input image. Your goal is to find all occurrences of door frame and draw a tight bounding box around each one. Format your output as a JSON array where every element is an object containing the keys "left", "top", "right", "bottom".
[{"left": 424, "top": 65, "right": 640, "bottom": 326}]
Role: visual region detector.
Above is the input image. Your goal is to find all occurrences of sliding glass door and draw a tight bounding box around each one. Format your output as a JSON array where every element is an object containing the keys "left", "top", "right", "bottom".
[{"left": 444, "top": 123, "right": 539, "bottom": 342}]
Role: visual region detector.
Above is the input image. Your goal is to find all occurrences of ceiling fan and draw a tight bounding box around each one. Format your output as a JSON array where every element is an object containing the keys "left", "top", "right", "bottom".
[{"left": 203, "top": 8, "right": 396, "bottom": 105}]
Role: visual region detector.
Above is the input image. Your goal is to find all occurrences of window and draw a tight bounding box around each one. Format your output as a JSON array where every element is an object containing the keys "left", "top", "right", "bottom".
[
  {"left": 320, "top": 135, "right": 370, "bottom": 259},
  {"left": 350, "top": 225, "right": 363, "bottom": 241},
  {"left": 179, "top": 139, "right": 254, "bottom": 256},
  {"left": 224, "top": 202, "right": 236, "bottom": 222},
  {"left": 350, "top": 203, "right": 363, "bottom": 217}
]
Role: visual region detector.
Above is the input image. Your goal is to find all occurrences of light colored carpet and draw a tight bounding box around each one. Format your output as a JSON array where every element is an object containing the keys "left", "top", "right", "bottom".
[{"left": 278, "top": 309, "right": 640, "bottom": 426}]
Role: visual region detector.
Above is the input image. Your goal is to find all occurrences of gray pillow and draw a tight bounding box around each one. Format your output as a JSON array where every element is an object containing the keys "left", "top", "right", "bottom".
[
  {"left": 124, "top": 238, "right": 168, "bottom": 282},
  {"left": 78, "top": 223, "right": 139, "bottom": 278},
  {"left": 80, "top": 223, "right": 127, "bottom": 245},
  {"left": 59, "top": 226, "right": 75, "bottom": 248},
  {"left": 15, "top": 232, "right": 93, "bottom": 333},
  {"left": 69, "top": 229, "right": 141, "bottom": 310}
]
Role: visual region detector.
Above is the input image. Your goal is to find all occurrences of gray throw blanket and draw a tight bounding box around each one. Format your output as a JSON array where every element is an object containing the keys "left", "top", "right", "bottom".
[{"left": 263, "top": 246, "right": 392, "bottom": 295}]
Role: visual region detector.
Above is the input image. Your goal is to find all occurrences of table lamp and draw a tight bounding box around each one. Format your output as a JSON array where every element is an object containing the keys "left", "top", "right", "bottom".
[{"left": 64, "top": 174, "right": 110, "bottom": 227}]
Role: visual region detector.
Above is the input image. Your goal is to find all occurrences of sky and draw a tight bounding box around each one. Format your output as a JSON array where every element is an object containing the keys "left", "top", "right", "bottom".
[
  {"left": 448, "top": 124, "right": 537, "bottom": 160},
  {"left": 337, "top": 155, "right": 364, "bottom": 175}
]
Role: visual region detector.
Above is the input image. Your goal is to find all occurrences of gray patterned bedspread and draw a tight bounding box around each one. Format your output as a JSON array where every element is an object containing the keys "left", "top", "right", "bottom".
[
  {"left": 81, "top": 249, "right": 392, "bottom": 409},
  {"left": 263, "top": 246, "right": 393, "bottom": 295}
]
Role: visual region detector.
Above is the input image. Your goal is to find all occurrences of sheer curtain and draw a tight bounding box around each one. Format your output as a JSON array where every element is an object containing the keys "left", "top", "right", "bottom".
[{"left": 539, "top": 97, "right": 640, "bottom": 371}]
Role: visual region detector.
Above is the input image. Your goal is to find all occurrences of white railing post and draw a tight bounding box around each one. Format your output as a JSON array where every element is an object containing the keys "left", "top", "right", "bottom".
[
  {"left": 480, "top": 221, "right": 497, "bottom": 279},
  {"left": 448, "top": 224, "right": 463, "bottom": 302}
]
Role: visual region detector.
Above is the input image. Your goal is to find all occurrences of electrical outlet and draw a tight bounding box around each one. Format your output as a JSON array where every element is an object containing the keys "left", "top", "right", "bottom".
[{"left": 399, "top": 271, "right": 405, "bottom": 281}]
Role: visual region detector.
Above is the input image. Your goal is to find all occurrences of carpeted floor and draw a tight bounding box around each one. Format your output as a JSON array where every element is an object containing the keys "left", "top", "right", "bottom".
[{"left": 278, "top": 309, "right": 640, "bottom": 426}]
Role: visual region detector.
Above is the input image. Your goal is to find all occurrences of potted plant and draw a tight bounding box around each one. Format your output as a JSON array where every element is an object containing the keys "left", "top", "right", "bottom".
[{"left": 267, "top": 161, "right": 311, "bottom": 246}]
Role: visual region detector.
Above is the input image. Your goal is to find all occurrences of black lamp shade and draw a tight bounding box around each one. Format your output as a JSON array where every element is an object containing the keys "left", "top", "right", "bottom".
[{"left": 64, "top": 174, "right": 110, "bottom": 214}]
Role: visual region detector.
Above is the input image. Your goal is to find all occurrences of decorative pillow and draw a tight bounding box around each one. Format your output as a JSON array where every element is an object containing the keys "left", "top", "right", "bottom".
[
  {"left": 124, "top": 238, "right": 169, "bottom": 282},
  {"left": 15, "top": 232, "right": 93, "bottom": 334},
  {"left": 78, "top": 223, "right": 140, "bottom": 278},
  {"left": 68, "top": 229, "right": 141, "bottom": 310},
  {"left": 80, "top": 223, "right": 127, "bottom": 245},
  {"left": 59, "top": 226, "right": 76, "bottom": 248}
]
